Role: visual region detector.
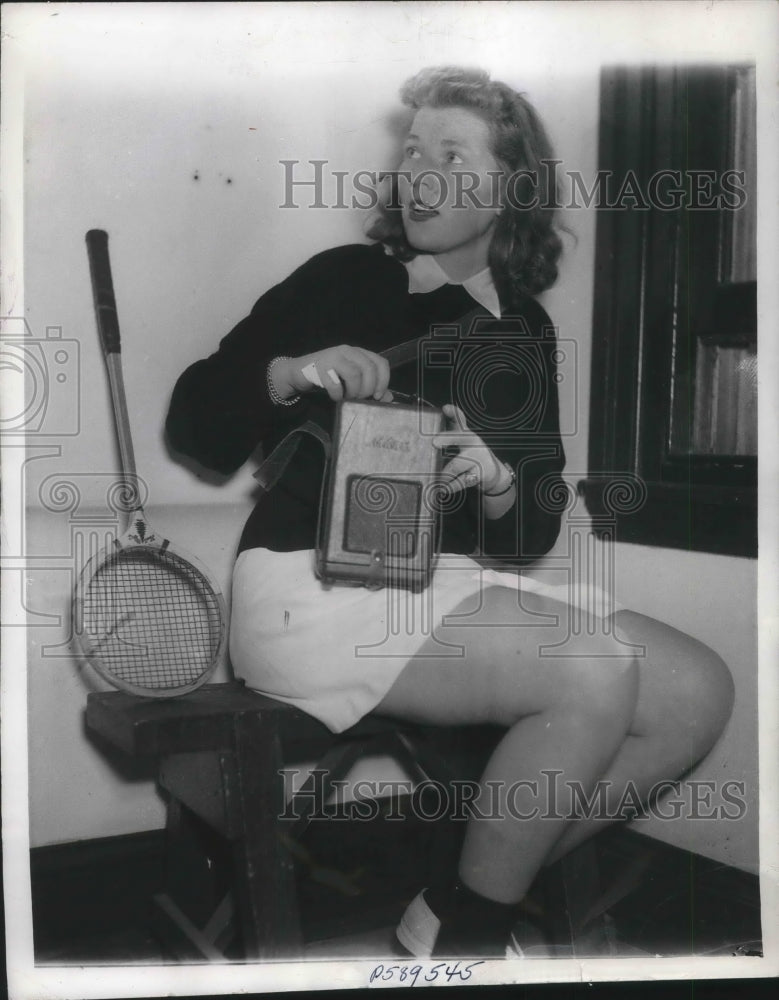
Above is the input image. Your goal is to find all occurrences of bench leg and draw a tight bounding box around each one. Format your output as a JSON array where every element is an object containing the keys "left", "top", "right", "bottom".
[
  {"left": 222, "top": 712, "right": 303, "bottom": 959},
  {"left": 151, "top": 797, "right": 232, "bottom": 960},
  {"left": 156, "top": 719, "right": 304, "bottom": 961},
  {"left": 151, "top": 891, "right": 227, "bottom": 962}
]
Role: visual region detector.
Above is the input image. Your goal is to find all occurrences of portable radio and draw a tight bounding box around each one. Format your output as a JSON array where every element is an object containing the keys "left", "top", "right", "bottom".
[{"left": 316, "top": 398, "right": 445, "bottom": 591}]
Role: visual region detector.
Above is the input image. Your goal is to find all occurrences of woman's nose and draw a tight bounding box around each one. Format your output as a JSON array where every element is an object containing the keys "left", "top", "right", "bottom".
[{"left": 409, "top": 163, "right": 444, "bottom": 205}]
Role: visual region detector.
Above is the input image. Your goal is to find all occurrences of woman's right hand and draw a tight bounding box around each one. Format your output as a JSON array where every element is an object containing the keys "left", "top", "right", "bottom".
[{"left": 270, "top": 346, "right": 392, "bottom": 402}]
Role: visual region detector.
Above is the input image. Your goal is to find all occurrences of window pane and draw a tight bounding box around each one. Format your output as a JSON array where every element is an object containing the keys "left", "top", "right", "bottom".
[
  {"left": 667, "top": 65, "right": 757, "bottom": 462},
  {"left": 722, "top": 66, "right": 757, "bottom": 284},
  {"left": 690, "top": 341, "right": 757, "bottom": 456}
]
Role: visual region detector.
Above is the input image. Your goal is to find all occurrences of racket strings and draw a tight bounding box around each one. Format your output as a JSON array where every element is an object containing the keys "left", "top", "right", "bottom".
[{"left": 81, "top": 548, "right": 223, "bottom": 690}]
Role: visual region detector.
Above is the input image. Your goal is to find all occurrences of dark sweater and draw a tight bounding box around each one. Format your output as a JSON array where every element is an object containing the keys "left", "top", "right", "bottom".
[{"left": 166, "top": 243, "right": 566, "bottom": 565}]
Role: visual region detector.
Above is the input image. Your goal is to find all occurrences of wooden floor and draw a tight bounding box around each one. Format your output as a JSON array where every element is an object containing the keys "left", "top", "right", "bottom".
[{"left": 31, "top": 814, "right": 762, "bottom": 966}]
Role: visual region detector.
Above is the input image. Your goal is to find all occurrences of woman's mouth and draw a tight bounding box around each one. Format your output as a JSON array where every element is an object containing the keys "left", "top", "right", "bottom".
[{"left": 406, "top": 200, "right": 440, "bottom": 222}]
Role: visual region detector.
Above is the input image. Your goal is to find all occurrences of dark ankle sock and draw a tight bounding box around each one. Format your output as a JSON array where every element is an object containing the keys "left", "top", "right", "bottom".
[
  {"left": 431, "top": 882, "right": 517, "bottom": 957},
  {"left": 425, "top": 881, "right": 458, "bottom": 917}
]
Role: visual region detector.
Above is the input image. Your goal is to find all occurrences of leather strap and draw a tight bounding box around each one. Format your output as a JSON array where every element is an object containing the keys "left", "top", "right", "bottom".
[
  {"left": 252, "top": 303, "right": 488, "bottom": 494},
  {"left": 379, "top": 303, "right": 486, "bottom": 368},
  {"left": 253, "top": 420, "right": 332, "bottom": 493}
]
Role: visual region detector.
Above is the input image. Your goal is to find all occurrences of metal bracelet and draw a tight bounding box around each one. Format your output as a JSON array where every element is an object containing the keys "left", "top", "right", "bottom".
[{"left": 266, "top": 356, "right": 300, "bottom": 406}]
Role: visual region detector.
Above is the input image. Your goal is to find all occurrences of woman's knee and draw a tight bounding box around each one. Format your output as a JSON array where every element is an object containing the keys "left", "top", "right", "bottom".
[
  {"left": 670, "top": 638, "right": 735, "bottom": 752},
  {"left": 616, "top": 611, "right": 735, "bottom": 755}
]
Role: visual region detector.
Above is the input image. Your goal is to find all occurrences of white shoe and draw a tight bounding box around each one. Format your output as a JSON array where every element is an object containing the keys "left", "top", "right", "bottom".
[
  {"left": 395, "top": 890, "right": 440, "bottom": 957},
  {"left": 505, "top": 931, "right": 526, "bottom": 959},
  {"left": 397, "top": 890, "right": 528, "bottom": 960}
]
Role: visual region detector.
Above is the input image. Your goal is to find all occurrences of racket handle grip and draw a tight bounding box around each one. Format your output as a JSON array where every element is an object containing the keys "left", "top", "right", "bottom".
[{"left": 86, "top": 229, "right": 121, "bottom": 355}]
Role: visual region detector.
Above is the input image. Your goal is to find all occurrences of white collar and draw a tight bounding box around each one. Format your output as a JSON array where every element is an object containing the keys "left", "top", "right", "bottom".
[{"left": 403, "top": 253, "right": 501, "bottom": 318}]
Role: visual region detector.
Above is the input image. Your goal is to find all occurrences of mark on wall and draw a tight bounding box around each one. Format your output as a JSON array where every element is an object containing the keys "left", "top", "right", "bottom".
[{"left": 191, "top": 171, "right": 234, "bottom": 184}]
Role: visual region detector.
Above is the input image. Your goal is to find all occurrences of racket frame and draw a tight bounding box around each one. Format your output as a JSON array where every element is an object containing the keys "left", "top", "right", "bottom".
[
  {"left": 73, "top": 517, "right": 228, "bottom": 698},
  {"left": 76, "top": 228, "right": 229, "bottom": 698}
]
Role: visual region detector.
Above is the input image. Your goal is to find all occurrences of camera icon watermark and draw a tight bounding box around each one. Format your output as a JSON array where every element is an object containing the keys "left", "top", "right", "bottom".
[
  {"left": 0, "top": 317, "right": 81, "bottom": 437},
  {"left": 418, "top": 315, "right": 578, "bottom": 440}
]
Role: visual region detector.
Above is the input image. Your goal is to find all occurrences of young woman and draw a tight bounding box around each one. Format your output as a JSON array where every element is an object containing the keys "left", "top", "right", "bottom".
[{"left": 166, "top": 67, "right": 734, "bottom": 958}]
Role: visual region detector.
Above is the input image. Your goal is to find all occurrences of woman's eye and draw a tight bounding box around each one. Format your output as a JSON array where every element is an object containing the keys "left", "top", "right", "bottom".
[
  {"left": 446, "top": 151, "right": 464, "bottom": 164},
  {"left": 404, "top": 146, "right": 420, "bottom": 159}
]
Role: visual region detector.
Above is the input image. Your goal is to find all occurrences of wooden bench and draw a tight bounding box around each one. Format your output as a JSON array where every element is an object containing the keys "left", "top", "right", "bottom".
[{"left": 86, "top": 681, "right": 608, "bottom": 961}]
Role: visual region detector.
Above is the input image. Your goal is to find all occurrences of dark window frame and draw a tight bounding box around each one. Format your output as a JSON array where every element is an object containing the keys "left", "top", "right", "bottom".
[{"left": 579, "top": 65, "right": 757, "bottom": 558}]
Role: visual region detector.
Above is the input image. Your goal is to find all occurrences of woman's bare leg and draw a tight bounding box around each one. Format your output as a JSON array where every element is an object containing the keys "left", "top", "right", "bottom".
[
  {"left": 544, "top": 608, "right": 734, "bottom": 863},
  {"left": 375, "top": 587, "right": 639, "bottom": 904}
]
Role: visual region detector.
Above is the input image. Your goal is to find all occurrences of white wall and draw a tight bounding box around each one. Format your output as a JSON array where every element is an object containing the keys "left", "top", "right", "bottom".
[
  {"left": 20, "top": 4, "right": 600, "bottom": 512},
  {"left": 7, "top": 5, "right": 767, "bottom": 872}
]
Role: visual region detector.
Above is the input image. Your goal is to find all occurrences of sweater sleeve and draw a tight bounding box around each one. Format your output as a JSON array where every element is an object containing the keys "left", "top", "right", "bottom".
[
  {"left": 165, "top": 252, "right": 342, "bottom": 475},
  {"left": 457, "top": 302, "right": 567, "bottom": 567}
]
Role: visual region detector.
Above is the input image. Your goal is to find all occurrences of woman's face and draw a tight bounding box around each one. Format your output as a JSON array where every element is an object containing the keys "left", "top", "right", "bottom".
[{"left": 398, "top": 105, "right": 502, "bottom": 279}]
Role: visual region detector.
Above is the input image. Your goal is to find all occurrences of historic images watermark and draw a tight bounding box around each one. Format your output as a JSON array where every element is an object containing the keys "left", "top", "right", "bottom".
[
  {"left": 0, "top": 315, "right": 149, "bottom": 658},
  {"left": 0, "top": 317, "right": 81, "bottom": 437},
  {"left": 342, "top": 310, "right": 641, "bottom": 659},
  {"left": 279, "top": 768, "right": 749, "bottom": 824},
  {"left": 278, "top": 160, "right": 749, "bottom": 212}
]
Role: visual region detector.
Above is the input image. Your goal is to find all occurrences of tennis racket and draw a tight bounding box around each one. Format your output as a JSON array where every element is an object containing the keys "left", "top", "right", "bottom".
[{"left": 73, "top": 229, "right": 227, "bottom": 698}]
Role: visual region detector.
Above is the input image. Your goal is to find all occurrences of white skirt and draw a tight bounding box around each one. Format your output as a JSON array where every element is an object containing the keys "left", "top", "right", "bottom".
[{"left": 229, "top": 548, "right": 626, "bottom": 733}]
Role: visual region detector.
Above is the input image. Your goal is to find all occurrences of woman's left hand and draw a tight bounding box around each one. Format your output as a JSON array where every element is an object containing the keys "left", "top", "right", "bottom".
[{"left": 434, "top": 404, "right": 509, "bottom": 495}]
